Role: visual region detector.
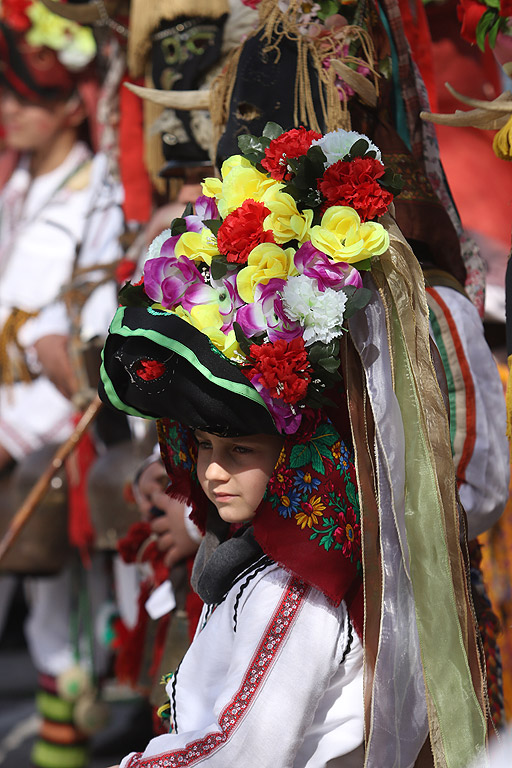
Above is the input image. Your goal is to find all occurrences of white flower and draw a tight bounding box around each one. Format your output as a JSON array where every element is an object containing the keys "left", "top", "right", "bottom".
[
  {"left": 282, "top": 275, "right": 348, "bottom": 345},
  {"left": 312, "top": 130, "right": 382, "bottom": 167},
  {"left": 146, "top": 229, "right": 175, "bottom": 262}
]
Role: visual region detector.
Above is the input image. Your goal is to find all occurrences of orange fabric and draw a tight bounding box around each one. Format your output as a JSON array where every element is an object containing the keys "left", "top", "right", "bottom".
[
  {"left": 65, "top": 413, "right": 97, "bottom": 562},
  {"left": 398, "top": 0, "right": 438, "bottom": 111}
]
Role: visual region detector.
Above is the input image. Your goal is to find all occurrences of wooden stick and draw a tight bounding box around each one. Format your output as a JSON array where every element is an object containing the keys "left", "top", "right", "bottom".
[{"left": 0, "top": 395, "right": 103, "bottom": 565}]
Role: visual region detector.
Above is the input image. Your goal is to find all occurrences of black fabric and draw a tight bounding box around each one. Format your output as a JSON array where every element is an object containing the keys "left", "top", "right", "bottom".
[
  {"left": 151, "top": 15, "right": 226, "bottom": 168},
  {"left": 216, "top": 28, "right": 327, "bottom": 167},
  {"left": 99, "top": 307, "right": 279, "bottom": 436},
  {"left": 192, "top": 520, "right": 265, "bottom": 605}
]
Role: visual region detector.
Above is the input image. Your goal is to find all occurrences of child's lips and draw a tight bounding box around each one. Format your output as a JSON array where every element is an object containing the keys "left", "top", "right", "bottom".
[{"left": 213, "top": 491, "right": 236, "bottom": 502}]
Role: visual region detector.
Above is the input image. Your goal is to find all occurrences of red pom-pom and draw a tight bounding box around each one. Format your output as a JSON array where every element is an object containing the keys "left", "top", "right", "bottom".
[
  {"left": 217, "top": 199, "right": 274, "bottom": 264},
  {"left": 261, "top": 127, "right": 322, "bottom": 181},
  {"left": 319, "top": 157, "right": 393, "bottom": 221},
  {"left": 135, "top": 359, "right": 166, "bottom": 381}
]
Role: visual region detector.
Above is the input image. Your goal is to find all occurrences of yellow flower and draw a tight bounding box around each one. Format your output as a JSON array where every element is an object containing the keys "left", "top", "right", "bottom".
[
  {"left": 172, "top": 307, "right": 240, "bottom": 359},
  {"left": 262, "top": 185, "right": 314, "bottom": 244},
  {"left": 236, "top": 243, "right": 297, "bottom": 303},
  {"left": 207, "top": 158, "right": 275, "bottom": 219},
  {"left": 190, "top": 303, "right": 223, "bottom": 331},
  {"left": 175, "top": 228, "right": 220, "bottom": 265},
  {"left": 309, "top": 206, "right": 389, "bottom": 264},
  {"left": 295, "top": 496, "right": 326, "bottom": 529},
  {"left": 208, "top": 329, "right": 241, "bottom": 359},
  {"left": 202, "top": 176, "right": 222, "bottom": 199},
  {"left": 27, "top": 3, "right": 96, "bottom": 65}
]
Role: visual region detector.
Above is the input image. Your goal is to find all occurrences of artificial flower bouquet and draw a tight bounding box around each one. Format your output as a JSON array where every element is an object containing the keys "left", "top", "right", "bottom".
[
  {"left": 120, "top": 123, "right": 402, "bottom": 433},
  {"left": 457, "top": 0, "right": 512, "bottom": 51}
]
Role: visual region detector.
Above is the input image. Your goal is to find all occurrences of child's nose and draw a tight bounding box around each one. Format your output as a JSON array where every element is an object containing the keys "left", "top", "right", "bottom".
[{"left": 204, "top": 459, "right": 230, "bottom": 482}]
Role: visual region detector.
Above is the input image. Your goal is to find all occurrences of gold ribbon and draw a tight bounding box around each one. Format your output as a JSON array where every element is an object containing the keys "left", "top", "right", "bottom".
[{"left": 0, "top": 308, "right": 38, "bottom": 387}]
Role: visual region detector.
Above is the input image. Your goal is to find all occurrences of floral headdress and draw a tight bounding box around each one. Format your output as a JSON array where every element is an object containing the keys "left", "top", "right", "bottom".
[
  {"left": 120, "top": 123, "right": 402, "bottom": 434},
  {"left": 0, "top": 0, "right": 96, "bottom": 69}
]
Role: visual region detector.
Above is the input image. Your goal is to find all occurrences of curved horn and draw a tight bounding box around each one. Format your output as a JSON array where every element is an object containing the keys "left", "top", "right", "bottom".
[
  {"left": 443, "top": 82, "right": 512, "bottom": 113},
  {"left": 124, "top": 82, "right": 211, "bottom": 111},
  {"left": 38, "top": 0, "right": 120, "bottom": 24},
  {"left": 420, "top": 108, "right": 510, "bottom": 131},
  {"left": 330, "top": 60, "right": 377, "bottom": 108}
]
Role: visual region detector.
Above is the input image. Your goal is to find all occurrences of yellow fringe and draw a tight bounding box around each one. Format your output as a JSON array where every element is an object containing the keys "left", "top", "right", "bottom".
[
  {"left": 0, "top": 309, "right": 38, "bottom": 387},
  {"left": 506, "top": 355, "right": 512, "bottom": 440},
  {"left": 493, "top": 113, "right": 512, "bottom": 161},
  {"left": 128, "top": 0, "right": 230, "bottom": 77}
]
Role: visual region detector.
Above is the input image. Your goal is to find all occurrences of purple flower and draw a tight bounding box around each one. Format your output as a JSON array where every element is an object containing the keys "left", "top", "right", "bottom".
[
  {"left": 182, "top": 270, "right": 241, "bottom": 327},
  {"left": 184, "top": 195, "right": 220, "bottom": 233},
  {"left": 143, "top": 255, "right": 204, "bottom": 309},
  {"left": 294, "top": 242, "right": 362, "bottom": 291},
  {"left": 250, "top": 374, "right": 303, "bottom": 434},
  {"left": 235, "top": 279, "right": 301, "bottom": 342}
]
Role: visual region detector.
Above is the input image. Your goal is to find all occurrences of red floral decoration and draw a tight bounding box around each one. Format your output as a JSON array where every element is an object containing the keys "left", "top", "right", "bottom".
[
  {"left": 268, "top": 465, "right": 296, "bottom": 495},
  {"left": 216, "top": 199, "right": 275, "bottom": 264},
  {"left": 500, "top": 0, "right": 512, "bottom": 16},
  {"left": 261, "top": 127, "right": 322, "bottom": 181},
  {"left": 319, "top": 157, "right": 394, "bottom": 222},
  {"left": 1, "top": 0, "right": 31, "bottom": 32},
  {"left": 244, "top": 337, "right": 313, "bottom": 405},
  {"left": 135, "top": 359, "right": 166, "bottom": 381},
  {"left": 456, "top": 0, "right": 487, "bottom": 44},
  {"left": 333, "top": 506, "right": 361, "bottom": 560}
]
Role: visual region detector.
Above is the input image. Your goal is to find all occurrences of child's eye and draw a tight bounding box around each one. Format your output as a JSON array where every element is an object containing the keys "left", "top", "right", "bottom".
[
  {"left": 233, "top": 445, "right": 252, "bottom": 454},
  {"left": 197, "top": 441, "right": 212, "bottom": 450}
]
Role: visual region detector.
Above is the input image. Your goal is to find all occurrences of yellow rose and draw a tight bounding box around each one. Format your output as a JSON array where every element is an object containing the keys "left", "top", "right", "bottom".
[
  {"left": 175, "top": 228, "right": 220, "bottom": 265},
  {"left": 237, "top": 243, "right": 297, "bottom": 303},
  {"left": 217, "top": 165, "right": 275, "bottom": 219},
  {"left": 262, "top": 186, "right": 314, "bottom": 244},
  {"left": 309, "top": 206, "right": 388, "bottom": 264},
  {"left": 202, "top": 177, "right": 222, "bottom": 199},
  {"left": 190, "top": 303, "right": 224, "bottom": 331},
  {"left": 208, "top": 329, "right": 241, "bottom": 360}
]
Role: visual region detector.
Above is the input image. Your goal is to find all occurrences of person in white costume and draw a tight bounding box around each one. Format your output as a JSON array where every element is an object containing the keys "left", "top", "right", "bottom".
[{"left": 0, "top": 6, "right": 123, "bottom": 767}]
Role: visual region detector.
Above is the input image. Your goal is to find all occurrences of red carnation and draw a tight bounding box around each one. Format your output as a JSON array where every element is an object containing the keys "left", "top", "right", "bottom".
[
  {"left": 456, "top": 0, "right": 487, "bottom": 44},
  {"left": 244, "top": 337, "right": 312, "bottom": 404},
  {"left": 216, "top": 199, "right": 275, "bottom": 264},
  {"left": 261, "top": 127, "right": 322, "bottom": 181},
  {"left": 135, "top": 359, "right": 166, "bottom": 381},
  {"left": 319, "top": 157, "right": 394, "bottom": 222}
]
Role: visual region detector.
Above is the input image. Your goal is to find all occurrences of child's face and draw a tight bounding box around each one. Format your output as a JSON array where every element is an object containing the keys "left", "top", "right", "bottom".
[
  {"left": 195, "top": 430, "right": 283, "bottom": 524},
  {"left": 0, "top": 89, "right": 82, "bottom": 152}
]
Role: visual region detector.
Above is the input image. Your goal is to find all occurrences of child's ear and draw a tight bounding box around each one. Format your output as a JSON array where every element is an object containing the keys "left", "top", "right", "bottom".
[{"left": 64, "top": 96, "right": 87, "bottom": 128}]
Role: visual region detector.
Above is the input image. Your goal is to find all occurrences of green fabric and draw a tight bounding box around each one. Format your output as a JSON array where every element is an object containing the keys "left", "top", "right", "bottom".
[
  {"left": 31, "top": 740, "right": 88, "bottom": 768},
  {"left": 99, "top": 306, "right": 270, "bottom": 420},
  {"left": 392, "top": 305, "right": 487, "bottom": 767}
]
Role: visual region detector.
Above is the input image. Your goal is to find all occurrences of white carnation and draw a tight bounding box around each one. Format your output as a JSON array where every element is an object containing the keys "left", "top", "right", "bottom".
[
  {"left": 312, "top": 130, "right": 382, "bottom": 167},
  {"left": 146, "top": 228, "right": 174, "bottom": 262},
  {"left": 282, "top": 275, "right": 348, "bottom": 345}
]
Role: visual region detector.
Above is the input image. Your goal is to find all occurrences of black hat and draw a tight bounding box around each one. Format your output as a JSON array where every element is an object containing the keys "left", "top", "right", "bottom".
[{"left": 99, "top": 306, "right": 279, "bottom": 437}]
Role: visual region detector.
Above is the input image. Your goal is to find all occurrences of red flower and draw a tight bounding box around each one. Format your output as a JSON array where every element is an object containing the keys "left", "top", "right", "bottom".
[
  {"left": 456, "top": 0, "right": 487, "bottom": 44},
  {"left": 333, "top": 506, "right": 361, "bottom": 560},
  {"left": 116, "top": 258, "right": 137, "bottom": 285},
  {"left": 261, "top": 127, "right": 322, "bottom": 181},
  {"left": 319, "top": 157, "right": 394, "bottom": 221},
  {"left": 135, "top": 359, "right": 166, "bottom": 381},
  {"left": 216, "top": 199, "right": 275, "bottom": 264},
  {"left": 245, "top": 337, "right": 312, "bottom": 404},
  {"left": 268, "top": 465, "right": 296, "bottom": 495},
  {"left": 118, "top": 522, "right": 152, "bottom": 563}
]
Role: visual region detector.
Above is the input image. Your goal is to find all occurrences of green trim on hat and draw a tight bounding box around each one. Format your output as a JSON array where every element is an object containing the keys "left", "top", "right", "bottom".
[{"left": 100, "top": 306, "right": 271, "bottom": 419}]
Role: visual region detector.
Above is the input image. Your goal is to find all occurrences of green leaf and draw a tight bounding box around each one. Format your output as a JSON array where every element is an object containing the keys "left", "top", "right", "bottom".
[
  {"left": 346, "top": 482, "right": 359, "bottom": 509},
  {"left": 170, "top": 217, "right": 187, "bottom": 236},
  {"left": 262, "top": 122, "right": 284, "bottom": 140},
  {"left": 290, "top": 442, "right": 313, "bottom": 469},
  {"left": 475, "top": 9, "right": 498, "bottom": 51},
  {"left": 182, "top": 202, "right": 194, "bottom": 217},
  {"left": 232, "top": 321, "right": 253, "bottom": 357},
  {"left": 486, "top": 0, "right": 500, "bottom": 9},
  {"left": 117, "top": 281, "right": 152, "bottom": 308},
  {"left": 317, "top": 356, "right": 341, "bottom": 374},
  {"left": 343, "top": 286, "right": 372, "bottom": 319},
  {"left": 488, "top": 17, "right": 501, "bottom": 48},
  {"left": 204, "top": 219, "right": 222, "bottom": 236},
  {"left": 237, "top": 133, "right": 271, "bottom": 164},
  {"left": 349, "top": 138, "right": 370, "bottom": 158},
  {"left": 210, "top": 259, "right": 228, "bottom": 280}
]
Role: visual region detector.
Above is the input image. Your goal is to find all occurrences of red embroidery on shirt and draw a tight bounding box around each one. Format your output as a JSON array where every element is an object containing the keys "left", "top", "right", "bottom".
[{"left": 128, "top": 576, "right": 308, "bottom": 767}]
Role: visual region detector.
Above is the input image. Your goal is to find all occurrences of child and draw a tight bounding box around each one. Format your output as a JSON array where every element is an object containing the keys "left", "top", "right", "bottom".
[{"left": 100, "top": 125, "right": 489, "bottom": 767}]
